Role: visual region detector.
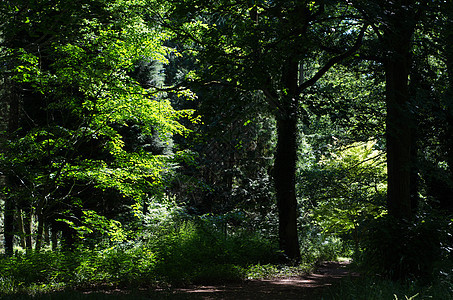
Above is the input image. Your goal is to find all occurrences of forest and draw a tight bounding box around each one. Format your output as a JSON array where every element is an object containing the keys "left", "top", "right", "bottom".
[{"left": 0, "top": 0, "right": 452, "bottom": 299}]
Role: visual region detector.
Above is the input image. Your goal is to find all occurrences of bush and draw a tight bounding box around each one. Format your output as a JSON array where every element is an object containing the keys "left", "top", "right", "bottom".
[
  {"left": 72, "top": 246, "right": 157, "bottom": 286},
  {"left": 192, "top": 264, "right": 245, "bottom": 284},
  {"left": 0, "top": 211, "right": 280, "bottom": 296},
  {"left": 149, "top": 217, "right": 279, "bottom": 284},
  {"left": 0, "top": 251, "right": 79, "bottom": 286},
  {"left": 322, "top": 276, "right": 453, "bottom": 300},
  {"left": 358, "top": 215, "right": 447, "bottom": 281},
  {"left": 299, "top": 225, "right": 350, "bottom": 264}
]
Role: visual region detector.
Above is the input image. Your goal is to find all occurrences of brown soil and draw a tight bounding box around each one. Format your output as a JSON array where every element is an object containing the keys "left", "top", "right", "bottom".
[
  {"left": 157, "top": 261, "right": 358, "bottom": 300},
  {"left": 73, "top": 261, "right": 357, "bottom": 299}
]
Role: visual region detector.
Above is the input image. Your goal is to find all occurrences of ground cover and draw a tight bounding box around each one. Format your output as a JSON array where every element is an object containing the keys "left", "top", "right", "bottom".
[{"left": 1, "top": 261, "right": 355, "bottom": 299}]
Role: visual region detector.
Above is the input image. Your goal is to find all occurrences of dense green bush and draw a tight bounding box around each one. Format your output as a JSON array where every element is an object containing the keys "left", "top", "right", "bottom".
[
  {"left": 322, "top": 276, "right": 453, "bottom": 300},
  {"left": 358, "top": 214, "right": 449, "bottom": 281},
  {"left": 72, "top": 246, "right": 157, "bottom": 286},
  {"left": 0, "top": 214, "right": 279, "bottom": 296},
  {"left": 148, "top": 216, "right": 278, "bottom": 284},
  {"left": 298, "top": 224, "right": 351, "bottom": 264},
  {"left": 0, "top": 251, "right": 79, "bottom": 286}
]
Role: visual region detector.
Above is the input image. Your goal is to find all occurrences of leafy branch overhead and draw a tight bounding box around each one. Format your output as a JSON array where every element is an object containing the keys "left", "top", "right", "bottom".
[{"left": 0, "top": 0, "right": 195, "bottom": 252}]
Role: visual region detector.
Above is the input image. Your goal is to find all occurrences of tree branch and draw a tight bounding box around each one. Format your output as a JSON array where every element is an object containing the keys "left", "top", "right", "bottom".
[{"left": 297, "top": 24, "right": 368, "bottom": 94}]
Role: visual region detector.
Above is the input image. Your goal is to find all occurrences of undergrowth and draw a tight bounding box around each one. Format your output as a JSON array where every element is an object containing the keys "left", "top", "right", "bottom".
[
  {"left": 322, "top": 276, "right": 453, "bottom": 300},
  {"left": 0, "top": 209, "right": 349, "bottom": 298},
  {"left": 0, "top": 216, "right": 279, "bottom": 297}
]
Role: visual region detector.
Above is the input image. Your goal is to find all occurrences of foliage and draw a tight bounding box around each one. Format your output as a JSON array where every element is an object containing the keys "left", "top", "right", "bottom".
[
  {"left": 298, "top": 224, "right": 350, "bottom": 264},
  {"left": 358, "top": 214, "right": 451, "bottom": 282},
  {"left": 146, "top": 210, "right": 279, "bottom": 284},
  {"left": 0, "top": 0, "right": 452, "bottom": 295},
  {"left": 304, "top": 62, "right": 386, "bottom": 142},
  {"left": 2, "top": 0, "right": 189, "bottom": 192},
  {"left": 298, "top": 139, "right": 387, "bottom": 252},
  {"left": 0, "top": 203, "right": 280, "bottom": 295},
  {"left": 322, "top": 276, "right": 453, "bottom": 300},
  {"left": 0, "top": 0, "right": 194, "bottom": 252},
  {"left": 245, "top": 263, "right": 312, "bottom": 280}
]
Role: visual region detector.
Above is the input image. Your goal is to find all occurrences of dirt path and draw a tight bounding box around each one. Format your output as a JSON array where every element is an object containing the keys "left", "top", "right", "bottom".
[
  {"left": 68, "top": 261, "right": 357, "bottom": 299},
  {"left": 158, "top": 261, "right": 358, "bottom": 300}
]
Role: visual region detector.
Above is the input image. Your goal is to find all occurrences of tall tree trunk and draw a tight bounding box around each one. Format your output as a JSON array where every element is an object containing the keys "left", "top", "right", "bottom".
[
  {"left": 35, "top": 208, "right": 44, "bottom": 252},
  {"left": 44, "top": 223, "right": 50, "bottom": 246},
  {"left": 274, "top": 114, "right": 300, "bottom": 261},
  {"left": 408, "top": 66, "right": 423, "bottom": 214},
  {"left": 3, "top": 79, "right": 20, "bottom": 256},
  {"left": 17, "top": 208, "right": 27, "bottom": 249},
  {"left": 51, "top": 227, "right": 59, "bottom": 251},
  {"left": 385, "top": 52, "right": 412, "bottom": 220},
  {"left": 444, "top": 1, "right": 453, "bottom": 212},
  {"left": 383, "top": 6, "right": 416, "bottom": 220},
  {"left": 273, "top": 58, "right": 301, "bottom": 261},
  {"left": 3, "top": 195, "right": 15, "bottom": 256},
  {"left": 23, "top": 206, "right": 33, "bottom": 251}
]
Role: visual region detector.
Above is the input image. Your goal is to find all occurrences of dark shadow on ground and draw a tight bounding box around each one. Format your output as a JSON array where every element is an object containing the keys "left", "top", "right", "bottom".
[
  {"left": 1, "top": 261, "right": 358, "bottom": 300},
  {"left": 162, "top": 261, "right": 359, "bottom": 300}
]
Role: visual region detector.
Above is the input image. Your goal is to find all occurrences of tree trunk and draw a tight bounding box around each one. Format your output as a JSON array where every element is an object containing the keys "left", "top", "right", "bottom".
[
  {"left": 444, "top": 1, "right": 453, "bottom": 212},
  {"left": 385, "top": 55, "right": 412, "bottom": 219},
  {"left": 51, "top": 227, "right": 58, "bottom": 251},
  {"left": 23, "top": 206, "right": 33, "bottom": 251},
  {"left": 3, "top": 195, "right": 15, "bottom": 256},
  {"left": 35, "top": 210, "right": 44, "bottom": 252},
  {"left": 274, "top": 115, "right": 301, "bottom": 261},
  {"left": 44, "top": 223, "right": 50, "bottom": 246},
  {"left": 383, "top": 7, "right": 416, "bottom": 220},
  {"left": 3, "top": 79, "right": 20, "bottom": 256},
  {"left": 408, "top": 66, "right": 423, "bottom": 214},
  {"left": 17, "top": 209, "right": 27, "bottom": 249},
  {"left": 272, "top": 58, "right": 301, "bottom": 261}
]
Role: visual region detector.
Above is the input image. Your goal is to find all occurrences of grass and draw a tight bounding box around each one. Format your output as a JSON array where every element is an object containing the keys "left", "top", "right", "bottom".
[
  {"left": 0, "top": 219, "right": 281, "bottom": 297},
  {"left": 321, "top": 276, "right": 453, "bottom": 300},
  {"left": 245, "top": 263, "right": 314, "bottom": 279},
  {"left": 0, "top": 216, "right": 352, "bottom": 299}
]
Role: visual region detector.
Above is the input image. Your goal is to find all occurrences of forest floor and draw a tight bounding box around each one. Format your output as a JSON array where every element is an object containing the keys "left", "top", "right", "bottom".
[
  {"left": 161, "top": 261, "right": 359, "bottom": 299},
  {"left": 5, "top": 261, "right": 358, "bottom": 299},
  {"left": 70, "top": 261, "right": 359, "bottom": 300}
]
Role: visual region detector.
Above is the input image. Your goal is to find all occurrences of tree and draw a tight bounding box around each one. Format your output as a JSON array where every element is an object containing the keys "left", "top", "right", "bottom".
[
  {"left": 297, "top": 60, "right": 387, "bottom": 250},
  {"left": 165, "top": 0, "right": 368, "bottom": 260},
  {"left": 443, "top": 0, "right": 453, "bottom": 211},
  {"left": 381, "top": 1, "right": 419, "bottom": 219},
  {"left": 0, "top": 0, "right": 190, "bottom": 252},
  {"left": 351, "top": 0, "right": 428, "bottom": 219}
]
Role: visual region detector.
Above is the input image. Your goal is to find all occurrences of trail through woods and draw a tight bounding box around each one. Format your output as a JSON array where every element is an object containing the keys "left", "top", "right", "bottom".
[
  {"left": 165, "top": 261, "right": 357, "bottom": 299},
  {"left": 73, "top": 261, "right": 358, "bottom": 300}
]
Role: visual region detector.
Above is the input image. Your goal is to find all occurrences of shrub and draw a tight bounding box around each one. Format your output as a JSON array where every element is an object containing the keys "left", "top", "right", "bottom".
[
  {"left": 149, "top": 217, "right": 279, "bottom": 284},
  {"left": 358, "top": 215, "right": 446, "bottom": 281},
  {"left": 322, "top": 276, "right": 453, "bottom": 300},
  {"left": 0, "top": 251, "right": 79, "bottom": 286},
  {"left": 299, "top": 225, "right": 350, "bottom": 264},
  {"left": 0, "top": 210, "right": 280, "bottom": 295}
]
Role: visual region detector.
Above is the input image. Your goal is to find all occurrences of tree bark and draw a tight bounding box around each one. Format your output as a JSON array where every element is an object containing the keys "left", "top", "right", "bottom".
[
  {"left": 272, "top": 58, "right": 301, "bottom": 261},
  {"left": 35, "top": 212, "right": 44, "bottom": 252},
  {"left": 444, "top": 1, "right": 453, "bottom": 212},
  {"left": 3, "top": 79, "right": 20, "bottom": 256},
  {"left": 44, "top": 223, "right": 50, "bottom": 246},
  {"left": 274, "top": 114, "right": 301, "bottom": 261},
  {"left": 383, "top": 5, "right": 416, "bottom": 220},
  {"left": 22, "top": 206, "right": 33, "bottom": 251},
  {"left": 3, "top": 195, "right": 15, "bottom": 256},
  {"left": 17, "top": 209, "right": 27, "bottom": 249},
  {"left": 51, "top": 227, "right": 58, "bottom": 251}
]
